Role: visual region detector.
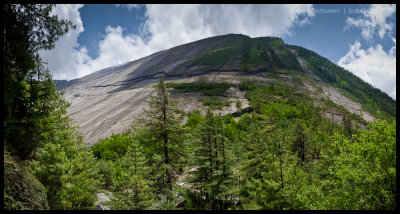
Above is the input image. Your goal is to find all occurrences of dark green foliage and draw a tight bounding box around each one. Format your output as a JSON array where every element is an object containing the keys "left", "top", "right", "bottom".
[
  {"left": 141, "top": 78, "right": 187, "bottom": 201},
  {"left": 238, "top": 81, "right": 257, "bottom": 91},
  {"left": 166, "top": 82, "right": 234, "bottom": 96},
  {"left": 4, "top": 148, "right": 49, "bottom": 210},
  {"left": 91, "top": 133, "right": 132, "bottom": 160},
  {"left": 4, "top": 4, "right": 101, "bottom": 211},
  {"left": 188, "top": 110, "right": 236, "bottom": 210},
  {"left": 4, "top": 4, "right": 75, "bottom": 159},
  {"left": 4, "top": 14, "right": 396, "bottom": 210},
  {"left": 190, "top": 109, "right": 216, "bottom": 209},
  {"left": 107, "top": 139, "right": 155, "bottom": 209}
]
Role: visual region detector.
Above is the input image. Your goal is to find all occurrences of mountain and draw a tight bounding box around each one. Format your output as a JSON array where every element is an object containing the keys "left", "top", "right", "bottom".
[{"left": 57, "top": 34, "right": 396, "bottom": 145}]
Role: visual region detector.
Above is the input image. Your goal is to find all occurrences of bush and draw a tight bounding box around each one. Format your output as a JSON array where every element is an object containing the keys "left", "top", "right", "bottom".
[
  {"left": 185, "top": 110, "right": 203, "bottom": 128},
  {"left": 30, "top": 129, "right": 101, "bottom": 209},
  {"left": 239, "top": 81, "right": 256, "bottom": 91},
  {"left": 91, "top": 133, "right": 132, "bottom": 160},
  {"left": 200, "top": 97, "right": 231, "bottom": 110},
  {"left": 236, "top": 100, "right": 242, "bottom": 110}
]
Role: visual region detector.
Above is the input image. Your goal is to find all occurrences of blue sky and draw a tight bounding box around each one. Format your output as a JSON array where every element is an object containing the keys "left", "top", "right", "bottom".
[{"left": 39, "top": 4, "right": 396, "bottom": 99}]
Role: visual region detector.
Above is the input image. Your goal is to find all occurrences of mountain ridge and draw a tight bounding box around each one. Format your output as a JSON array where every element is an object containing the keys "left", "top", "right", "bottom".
[{"left": 57, "top": 34, "right": 395, "bottom": 145}]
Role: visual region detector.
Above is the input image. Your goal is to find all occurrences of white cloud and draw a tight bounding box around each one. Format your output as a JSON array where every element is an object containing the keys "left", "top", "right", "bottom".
[
  {"left": 39, "top": 4, "right": 85, "bottom": 80},
  {"left": 144, "top": 4, "right": 314, "bottom": 50},
  {"left": 40, "top": 4, "right": 315, "bottom": 80},
  {"left": 345, "top": 4, "right": 396, "bottom": 40},
  {"left": 338, "top": 40, "right": 396, "bottom": 100},
  {"left": 115, "top": 4, "right": 142, "bottom": 10}
]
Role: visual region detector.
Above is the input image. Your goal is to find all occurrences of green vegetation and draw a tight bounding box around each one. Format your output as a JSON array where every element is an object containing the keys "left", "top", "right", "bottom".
[
  {"left": 324, "top": 119, "right": 396, "bottom": 209},
  {"left": 106, "top": 139, "right": 155, "bottom": 209},
  {"left": 236, "top": 100, "right": 242, "bottom": 110},
  {"left": 187, "top": 34, "right": 302, "bottom": 71},
  {"left": 4, "top": 148, "right": 49, "bottom": 210},
  {"left": 166, "top": 82, "right": 234, "bottom": 96},
  {"left": 91, "top": 133, "right": 132, "bottom": 160},
  {"left": 199, "top": 97, "right": 231, "bottom": 110},
  {"left": 290, "top": 45, "right": 396, "bottom": 121},
  {"left": 4, "top": 5, "right": 396, "bottom": 210},
  {"left": 4, "top": 4, "right": 74, "bottom": 160},
  {"left": 138, "top": 78, "right": 188, "bottom": 206},
  {"left": 4, "top": 4, "right": 100, "bottom": 210}
]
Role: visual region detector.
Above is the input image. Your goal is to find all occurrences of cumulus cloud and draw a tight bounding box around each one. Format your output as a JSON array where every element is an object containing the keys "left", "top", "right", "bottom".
[
  {"left": 40, "top": 4, "right": 315, "bottom": 80},
  {"left": 345, "top": 4, "right": 396, "bottom": 40},
  {"left": 143, "top": 4, "right": 314, "bottom": 50},
  {"left": 338, "top": 40, "right": 396, "bottom": 100},
  {"left": 38, "top": 4, "right": 85, "bottom": 80}
]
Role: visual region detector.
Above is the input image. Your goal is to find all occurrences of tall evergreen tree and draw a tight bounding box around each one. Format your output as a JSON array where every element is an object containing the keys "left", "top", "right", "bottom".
[
  {"left": 108, "top": 138, "right": 155, "bottom": 210},
  {"left": 141, "top": 78, "right": 186, "bottom": 202},
  {"left": 4, "top": 4, "right": 74, "bottom": 159},
  {"left": 292, "top": 121, "right": 307, "bottom": 164},
  {"left": 190, "top": 109, "right": 215, "bottom": 209},
  {"left": 213, "top": 114, "right": 235, "bottom": 209}
]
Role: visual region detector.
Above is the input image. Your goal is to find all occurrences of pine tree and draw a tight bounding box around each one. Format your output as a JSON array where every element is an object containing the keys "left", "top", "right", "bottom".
[
  {"left": 108, "top": 138, "right": 155, "bottom": 210},
  {"left": 141, "top": 78, "right": 186, "bottom": 202},
  {"left": 292, "top": 121, "right": 307, "bottom": 164},
  {"left": 31, "top": 127, "right": 101, "bottom": 209},
  {"left": 341, "top": 113, "right": 352, "bottom": 137},
  {"left": 4, "top": 4, "right": 74, "bottom": 159},
  {"left": 190, "top": 109, "right": 215, "bottom": 209},
  {"left": 213, "top": 114, "right": 235, "bottom": 209}
]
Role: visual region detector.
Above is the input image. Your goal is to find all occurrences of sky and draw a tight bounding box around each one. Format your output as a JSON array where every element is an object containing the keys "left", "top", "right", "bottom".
[{"left": 39, "top": 4, "right": 396, "bottom": 100}]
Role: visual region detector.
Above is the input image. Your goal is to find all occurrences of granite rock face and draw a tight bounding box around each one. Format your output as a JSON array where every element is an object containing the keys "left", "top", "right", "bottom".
[{"left": 61, "top": 34, "right": 377, "bottom": 146}]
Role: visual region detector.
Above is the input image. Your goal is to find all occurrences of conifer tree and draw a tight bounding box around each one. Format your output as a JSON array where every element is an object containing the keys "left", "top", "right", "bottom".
[
  {"left": 108, "top": 139, "right": 155, "bottom": 210},
  {"left": 4, "top": 4, "right": 74, "bottom": 159},
  {"left": 292, "top": 121, "right": 307, "bottom": 164},
  {"left": 190, "top": 109, "right": 215, "bottom": 209},
  {"left": 141, "top": 78, "right": 186, "bottom": 201},
  {"left": 213, "top": 114, "right": 235, "bottom": 209}
]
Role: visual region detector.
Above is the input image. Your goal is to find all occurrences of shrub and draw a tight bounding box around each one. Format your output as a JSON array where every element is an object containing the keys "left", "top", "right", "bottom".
[
  {"left": 91, "top": 134, "right": 132, "bottom": 160},
  {"left": 200, "top": 97, "right": 231, "bottom": 110}
]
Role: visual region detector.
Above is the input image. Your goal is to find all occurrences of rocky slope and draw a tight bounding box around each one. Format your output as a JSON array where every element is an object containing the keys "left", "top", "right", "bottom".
[{"left": 59, "top": 34, "right": 394, "bottom": 146}]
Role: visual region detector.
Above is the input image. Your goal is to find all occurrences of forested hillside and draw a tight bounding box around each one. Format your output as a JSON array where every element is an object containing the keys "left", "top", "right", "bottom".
[
  {"left": 4, "top": 4, "right": 396, "bottom": 210},
  {"left": 289, "top": 45, "right": 396, "bottom": 121}
]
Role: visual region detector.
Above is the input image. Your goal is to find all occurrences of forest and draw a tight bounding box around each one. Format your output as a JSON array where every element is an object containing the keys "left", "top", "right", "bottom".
[{"left": 4, "top": 4, "right": 396, "bottom": 210}]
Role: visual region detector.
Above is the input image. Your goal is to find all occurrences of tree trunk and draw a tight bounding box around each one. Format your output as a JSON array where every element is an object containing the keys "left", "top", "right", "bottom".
[
  {"left": 221, "top": 122, "right": 226, "bottom": 176},
  {"left": 162, "top": 85, "right": 172, "bottom": 191},
  {"left": 278, "top": 140, "right": 284, "bottom": 210}
]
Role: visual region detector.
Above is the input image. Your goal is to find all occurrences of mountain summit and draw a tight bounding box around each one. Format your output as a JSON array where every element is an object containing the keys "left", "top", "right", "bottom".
[{"left": 58, "top": 34, "right": 396, "bottom": 145}]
